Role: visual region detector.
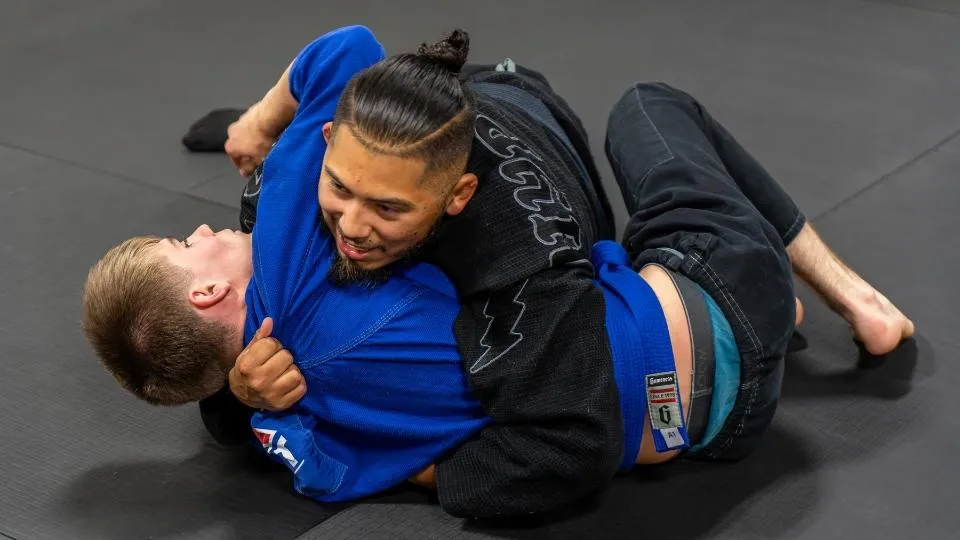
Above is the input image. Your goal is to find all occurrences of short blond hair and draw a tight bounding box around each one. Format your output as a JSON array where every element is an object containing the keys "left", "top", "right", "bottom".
[{"left": 82, "top": 235, "right": 232, "bottom": 405}]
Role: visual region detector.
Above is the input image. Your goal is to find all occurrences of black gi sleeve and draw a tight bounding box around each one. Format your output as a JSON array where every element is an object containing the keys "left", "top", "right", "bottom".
[
  {"left": 434, "top": 265, "right": 624, "bottom": 519},
  {"left": 198, "top": 386, "right": 256, "bottom": 446}
]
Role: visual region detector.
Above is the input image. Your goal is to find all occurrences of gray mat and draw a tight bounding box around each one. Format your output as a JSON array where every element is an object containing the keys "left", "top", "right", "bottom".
[
  {"left": 2, "top": 0, "right": 960, "bottom": 226},
  {"left": 1, "top": 0, "right": 958, "bottom": 538},
  {"left": 865, "top": 0, "right": 960, "bottom": 16},
  {"left": 0, "top": 147, "right": 337, "bottom": 540}
]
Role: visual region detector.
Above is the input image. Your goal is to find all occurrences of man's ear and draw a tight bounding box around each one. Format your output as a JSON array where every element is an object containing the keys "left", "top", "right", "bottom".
[
  {"left": 444, "top": 173, "right": 478, "bottom": 216},
  {"left": 322, "top": 121, "right": 334, "bottom": 144},
  {"left": 189, "top": 281, "right": 232, "bottom": 309}
]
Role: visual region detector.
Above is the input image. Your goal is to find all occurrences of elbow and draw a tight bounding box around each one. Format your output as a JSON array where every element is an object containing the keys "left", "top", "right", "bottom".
[
  {"left": 338, "top": 24, "right": 386, "bottom": 60},
  {"left": 572, "top": 436, "right": 622, "bottom": 490},
  {"left": 530, "top": 428, "right": 624, "bottom": 513},
  {"left": 569, "top": 412, "right": 625, "bottom": 478},
  {"left": 340, "top": 24, "right": 376, "bottom": 43}
]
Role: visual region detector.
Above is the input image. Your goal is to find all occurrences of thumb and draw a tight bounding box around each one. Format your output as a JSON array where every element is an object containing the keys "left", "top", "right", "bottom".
[{"left": 252, "top": 317, "right": 274, "bottom": 342}]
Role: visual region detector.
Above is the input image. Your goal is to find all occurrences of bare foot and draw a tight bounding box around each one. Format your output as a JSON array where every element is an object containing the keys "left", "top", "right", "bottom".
[{"left": 845, "top": 290, "right": 915, "bottom": 355}]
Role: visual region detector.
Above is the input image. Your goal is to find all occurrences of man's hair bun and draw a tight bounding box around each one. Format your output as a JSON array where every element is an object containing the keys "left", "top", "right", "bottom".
[{"left": 416, "top": 29, "right": 470, "bottom": 73}]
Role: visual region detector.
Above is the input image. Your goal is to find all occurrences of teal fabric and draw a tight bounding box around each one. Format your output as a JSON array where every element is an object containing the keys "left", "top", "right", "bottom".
[{"left": 689, "top": 285, "right": 741, "bottom": 452}]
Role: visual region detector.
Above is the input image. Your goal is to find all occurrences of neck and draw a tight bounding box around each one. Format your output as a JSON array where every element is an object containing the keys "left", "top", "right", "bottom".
[
  {"left": 228, "top": 307, "right": 248, "bottom": 358},
  {"left": 228, "top": 275, "right": 251, "bottom": 358},
  {"left": 204, "top": 276, "right": 251, "bottom": 366}
]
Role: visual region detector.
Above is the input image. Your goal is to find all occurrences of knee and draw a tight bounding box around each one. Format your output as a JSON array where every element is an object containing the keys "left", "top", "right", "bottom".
[
  {"left": 629, "top": 81, "right": 683, "bottom": 99},
  {"left": 609, "top": 81, "right": 701, "bottom": 123},
  {"left": 606, "top": 81, "right": 688, "bottom": 137},
  {"left": 612, "top": 81, "right": 684, "bottom": 110},
  {"left": 606, "top": 83, "right": 656, "bottom": 150}
]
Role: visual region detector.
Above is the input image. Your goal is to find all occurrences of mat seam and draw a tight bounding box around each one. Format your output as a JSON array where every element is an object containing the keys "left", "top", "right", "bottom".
[
  {"left": 0, "top": 139, "right": 236, "bottom": 211},
  {"left": 852, "top": 0, "right": 960, "bottom": 19},
  {"left": 812, "top": 126, "right": 960, "bottom": 221}
]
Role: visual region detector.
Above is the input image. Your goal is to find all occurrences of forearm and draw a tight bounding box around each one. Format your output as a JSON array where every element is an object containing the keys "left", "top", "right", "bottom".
[{"left": 247, "top": 62, "right": 298, "bottom": 139}]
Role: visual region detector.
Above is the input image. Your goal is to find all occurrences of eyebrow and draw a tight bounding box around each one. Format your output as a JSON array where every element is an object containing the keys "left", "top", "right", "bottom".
[{"left": 324, "top": 165, "right": 415, "bottom": 211}]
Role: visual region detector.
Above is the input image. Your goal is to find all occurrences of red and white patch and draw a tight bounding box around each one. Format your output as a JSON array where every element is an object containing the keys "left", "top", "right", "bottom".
[{"left": 253, "top": 428, "right": 276, "bottom": 449}]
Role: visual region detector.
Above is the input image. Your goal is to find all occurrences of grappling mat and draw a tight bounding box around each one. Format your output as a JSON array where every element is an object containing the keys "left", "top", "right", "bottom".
[{"left": 2, "top": 0, "right": 958, "bottom": 539}]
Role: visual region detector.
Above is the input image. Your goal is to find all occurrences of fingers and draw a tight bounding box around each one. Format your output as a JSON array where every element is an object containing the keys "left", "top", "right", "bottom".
[
  {"left": 236, "top": 337, "right": 282, "bottom": 371},
  {"left": 261, "top": 339, "right": 293, "bottom": 369},
  {"left": 240, "top": 347, "right": 299, "bottom": 395},
  {"left": 230, "top": 317, "right": 306, "bottom": 411},
  {"left": 257, "top": 365, "right": 306, "bottom": 412},
  {"left": 253, "top": 317, "right": 273, "bottom": 342},
  {"left": 259, "top": 353, "right": 299, "bottom": 392},
  {"left": 237, "top": 156, "right": 260, "bottom": 177},
  {"left": 225, "top": 130, "right": 258, "bottom": 176},
  {"left": 272, "top": 371, "right": 307, "bottom": 411}
]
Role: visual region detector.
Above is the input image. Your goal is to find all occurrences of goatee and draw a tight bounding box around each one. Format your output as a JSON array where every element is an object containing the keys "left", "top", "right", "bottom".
[
  {"left": 323, "top": 211, "right": 446, "bottom": 288},
  {"left": 327, "top": 254, "right": 392, "bottom": 288}
]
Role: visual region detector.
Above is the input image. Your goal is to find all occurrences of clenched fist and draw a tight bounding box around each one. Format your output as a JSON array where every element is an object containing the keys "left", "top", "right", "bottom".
[
  {"left": 228, "top": 317, "right": 306, "bottom": 411},
  {"left": 225, "top": 107, "right": 277, "bottom": 177}
]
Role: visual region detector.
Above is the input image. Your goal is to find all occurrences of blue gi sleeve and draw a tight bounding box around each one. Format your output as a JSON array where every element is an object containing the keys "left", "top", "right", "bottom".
[{"left": 289, "top": 25, "right": 386, "bottom": 105}]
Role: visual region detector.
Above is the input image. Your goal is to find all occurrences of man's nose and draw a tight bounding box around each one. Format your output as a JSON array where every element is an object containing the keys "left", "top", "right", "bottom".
[{"left": 338, "top": 207, "right": 372, "bottom": 242}]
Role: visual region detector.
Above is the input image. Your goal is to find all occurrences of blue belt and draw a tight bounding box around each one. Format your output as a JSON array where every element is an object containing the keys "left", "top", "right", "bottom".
[{"left": 593, "top": 241, "right": 691, "bottom": 471}]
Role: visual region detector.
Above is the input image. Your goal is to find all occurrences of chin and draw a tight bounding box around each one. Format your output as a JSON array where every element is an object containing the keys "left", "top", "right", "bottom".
[{"left": 354, "top": 257, "right": 390, "bottom": 271}]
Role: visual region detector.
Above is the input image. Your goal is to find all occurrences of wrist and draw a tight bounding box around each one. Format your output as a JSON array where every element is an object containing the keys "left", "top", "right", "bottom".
[{"left": 246, "top": 103, "right": 277, "bottom": 140}]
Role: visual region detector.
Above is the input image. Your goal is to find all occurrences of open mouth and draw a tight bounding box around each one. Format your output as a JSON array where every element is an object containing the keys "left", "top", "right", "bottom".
[{"left": 337, "top": 233, "right": 376, "bottom": 261}]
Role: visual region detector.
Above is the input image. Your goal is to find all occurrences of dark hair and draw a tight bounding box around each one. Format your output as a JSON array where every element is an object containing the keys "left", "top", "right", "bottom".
[{"left": 332, "top": 29, "right": 476, "bottom": 179}]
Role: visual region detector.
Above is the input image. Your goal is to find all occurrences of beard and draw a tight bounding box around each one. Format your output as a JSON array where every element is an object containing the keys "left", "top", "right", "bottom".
[
  {"left": 324, "top": 215, "right": 446, "bottom": 289},
  {"left": 327, "top": 254, "right": 392, "bottom": 288}
]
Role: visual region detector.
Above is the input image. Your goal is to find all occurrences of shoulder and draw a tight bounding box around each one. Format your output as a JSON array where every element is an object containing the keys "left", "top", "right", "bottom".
[
  {"left": 289, "top": 25, "right": 386, "bottom": 102},
  {"left": 292, "top": 24, "right": 385, "bottom": 69},
  {"left": 422, "top": 110, "right": 591, "bottom": 292}
]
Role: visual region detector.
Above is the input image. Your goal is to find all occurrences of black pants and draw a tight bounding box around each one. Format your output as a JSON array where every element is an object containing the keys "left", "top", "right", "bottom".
[{"left": 605, "top": 82, "right": 803, "bottom": 460}]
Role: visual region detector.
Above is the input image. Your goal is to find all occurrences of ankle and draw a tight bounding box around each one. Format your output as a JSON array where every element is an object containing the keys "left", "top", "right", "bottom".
[{"left": 836, "top": 286, "right": 882, "bottom": 320}]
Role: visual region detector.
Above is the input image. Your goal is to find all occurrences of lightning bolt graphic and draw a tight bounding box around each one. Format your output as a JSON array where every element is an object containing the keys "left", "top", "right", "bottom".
[{"left": 470, "top": 278, "right": 529, "bottom": 374}]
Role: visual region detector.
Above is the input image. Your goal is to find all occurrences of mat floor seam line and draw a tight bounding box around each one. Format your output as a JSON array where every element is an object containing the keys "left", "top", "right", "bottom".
[
  {"left": 0, "top": 139, "right": 238, "bottom": 212},
  {"left": 853, "top": 0, "right": 960, "bottom": 19},
  {"left": 811, "top": 126, "right": 960, "bottom": 222},
  {"left": 187, "top": 169, "right": 240, "bottom": 193},
  {"left": 0, "top": 529, "right": 16, "bottom": 540}
]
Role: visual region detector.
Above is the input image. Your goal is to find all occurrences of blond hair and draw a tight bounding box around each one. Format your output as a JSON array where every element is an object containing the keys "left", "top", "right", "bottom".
[{"left": 82, "top": 236, "right": 232, "bottom": 405}]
